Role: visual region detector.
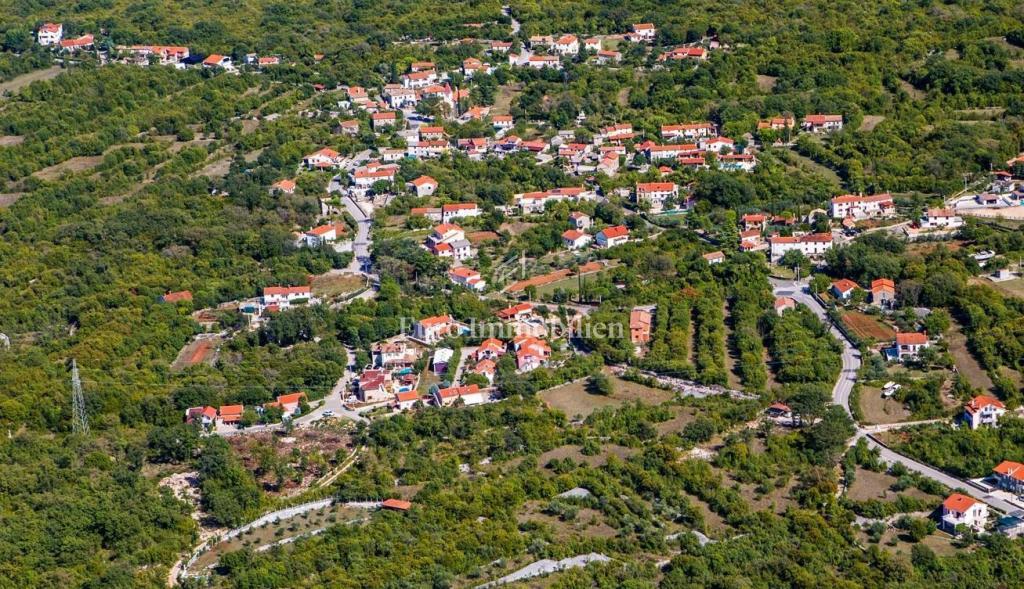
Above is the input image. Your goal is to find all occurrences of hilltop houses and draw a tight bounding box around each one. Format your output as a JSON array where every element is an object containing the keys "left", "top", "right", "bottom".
[{"left": 448, "top": 266, "right": 486, "bottom": 291}]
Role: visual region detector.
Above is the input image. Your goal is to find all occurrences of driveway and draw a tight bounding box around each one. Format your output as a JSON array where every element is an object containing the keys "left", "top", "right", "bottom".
[{"left": 772, "top": 277, "right": 1017, "bottom": 513}]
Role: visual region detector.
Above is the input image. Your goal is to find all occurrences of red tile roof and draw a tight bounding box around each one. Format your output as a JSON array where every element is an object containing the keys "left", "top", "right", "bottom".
[
  {"left": 965, "top": 395, "right": 1005, "bottom": 414},
  {"left": 942, "top": 493, "right": 978, "bottom": 513},
  {"left": 895, "top": 332, "right": 928, "bottom": 345},
  {"left": 599, "top": 225, "right": 629, "bottom": 239},
  {"left": 994, "top": 460, "right": 1024, "bottom": 482}
]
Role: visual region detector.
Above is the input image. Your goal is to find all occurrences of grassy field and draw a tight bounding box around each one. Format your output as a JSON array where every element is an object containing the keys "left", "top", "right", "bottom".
[
  {"left": 858, "top": 386, "right": 911, "bottom": 425},
  {"left": 847, "top": 467, "right": 943, "bottom": 503},
  {"left": 782, "top": 148, "right": 843, "bottom": 185},
  {"left": 492, "top": 83, "right": 523, "bottom": 116},
  {"left": 538, "top": 369, "right": 674, "bottom": 419},
  {"left": 946, "top": 318, "right": 994, "bottom": 391},
  {"left": 311, "top": 272, "right": 366, "bottom": 299}
]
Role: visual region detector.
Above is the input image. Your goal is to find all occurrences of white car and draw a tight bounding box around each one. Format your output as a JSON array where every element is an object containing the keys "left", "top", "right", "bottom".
[{"left": 322, "top": 410, "right": 335, "bottom": 417}]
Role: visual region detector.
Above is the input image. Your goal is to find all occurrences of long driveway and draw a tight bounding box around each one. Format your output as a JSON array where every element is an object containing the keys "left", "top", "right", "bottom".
[{"left": 771, "top": 278, "right": 1019, "bottom": 513}]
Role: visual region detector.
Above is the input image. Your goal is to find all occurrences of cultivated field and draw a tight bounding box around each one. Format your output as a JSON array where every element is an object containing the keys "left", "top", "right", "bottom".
[
  {"left": 170, "top": 336, "right": 221, "bottom": 372},
  {"left": 505, "top": 261, "right": 606, "bottom": 294},
  {"left": 841, "top": 311, "right": 895, "bottom": 341}
]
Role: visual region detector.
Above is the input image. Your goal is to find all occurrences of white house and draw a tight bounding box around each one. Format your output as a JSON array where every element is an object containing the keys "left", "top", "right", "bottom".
[
  {"left": 940, "top": 493, "right": 988, "bottom": 534},
  {"left": 920, "top": 208, "right": 964, "bottom": 230},
  {"left": 830, "top": 279, "right": 860, "bottom": 301},
  {"left": 303, "top": 148, "right": 343, "bottom": 170},
  {"left": 263, "top": 285, "right": 313, "bottom": 308},
  {"left": 768, "top": 233, "right": 833, "bottom": 263},
  {"left": 893, "top": 331, "right": 929, "bottom": 360},
  {"left": 433, "top": 384, "right": 487, "bottom": 407},
  {"left": 583, "top": 37, "right": 601, "bottom": 52},
  {"left": 441, "top": 203, "right": 481, "bottom": 223},
  {"left": 412, "top": 314, "right": 457, "bottom": 344},
  {"left": 37, "top": 23, "right": 63, "bottom": 46},
  {"left": 351, "top": 163, "right": 399, "bottom": 188},
  {"left": 802, "top": 114, "right": 844, "bottom": 133},
  {"left": 202, "top": 54, "right": 233, "bottom": 69},
  {"left": 408, "top": 175, "right": 438, "bottom": 197},
  {"left": 662, "top": 122, "right": 716, "bottom": 141},
  {"left": 553, "top": 34, "right": 580, "bottom": 55},
  {"left": 492, "top": 115, "right": 514, "bottom": 133},
  {"left": 448, "top": 266, "right": 486, "bottom": 291},
  {"left": 371, "top": 111, "right": 399, "bottom": 130},
  {"left": 526, "top": 55, "right": 562, "bottom": 69},
  {"left": 719, "top": 153, "right": 758, "bottom": 172},
  {"left": 703, "top": 251, "right": 725, "bottom": 265},
  {"left": 635, "top": 182, "right": 678, "bottom": 211},
  {"left": 569, "top": 211, "right": 591, "bottom": 230},
  {"left": 298, "top": 223, "right": 348, "bottom": 248},
  {"left": 425, "top": 224, "right": 473, "bottom": 260},
  {"left": 630, "top": 23, "right": 656, "bottom": 43},
  {"left": 562, "top": 229, "right": 592, "bottom": 250},
  {"left": 830, "top": 193, "right": 895, "bottom": 220},
  {"left": 595, "top": 225, "right": 630, "bottom": 248},
  {"left": 963, "top": 395, "right": 1007, "bottom": 430}
]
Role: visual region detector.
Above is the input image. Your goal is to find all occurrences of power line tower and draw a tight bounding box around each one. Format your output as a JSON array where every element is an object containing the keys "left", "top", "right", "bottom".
[{"left": 70, "top": 359, "right": 89, "bottom": 435}]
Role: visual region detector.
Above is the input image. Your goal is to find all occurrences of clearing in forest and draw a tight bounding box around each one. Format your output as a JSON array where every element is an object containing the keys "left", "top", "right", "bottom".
[{"left": 538, "top": 369, "right": 673, "bottom": 419}]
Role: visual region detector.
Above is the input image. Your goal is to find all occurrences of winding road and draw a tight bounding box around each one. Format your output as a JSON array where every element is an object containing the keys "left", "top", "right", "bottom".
[{"left": 771, "top": 278, "right": 1019, "bottom": 514}]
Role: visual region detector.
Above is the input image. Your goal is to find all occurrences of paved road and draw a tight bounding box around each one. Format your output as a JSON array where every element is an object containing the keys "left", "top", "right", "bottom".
[
  {"left": 770, "top": 278, "right": 860, "bottom": 414},
  {"left": 772, "top": 278, "right": 1020, "bottom": 513}
]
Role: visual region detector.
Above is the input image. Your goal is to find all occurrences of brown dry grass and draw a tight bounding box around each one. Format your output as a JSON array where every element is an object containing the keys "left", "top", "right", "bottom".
[
  {"left": 311, "top": 272, "right": 365, "bottom": 299},
  {"left": 858, "top": 115, "right": 886, "bottom": 131},
  {"left": 0, "top": 135, "right": 24, "bottom": 146},
  {"left": 0, "top": 66, "right": 63, "bottom": 95},
  {"left": 538, "top": 369, "right": 673, "bottom": 419},
  {"left": 847, "top": 468, "right": 942, "bottom": 503},
  {"left": 858, "top": 387, "right": 912, "bottom": 425}
]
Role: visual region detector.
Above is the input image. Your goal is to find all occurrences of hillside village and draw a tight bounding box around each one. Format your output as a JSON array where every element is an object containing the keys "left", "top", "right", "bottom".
[{"left": 3, "top": 2, "right": 1024, "bottom": 588}]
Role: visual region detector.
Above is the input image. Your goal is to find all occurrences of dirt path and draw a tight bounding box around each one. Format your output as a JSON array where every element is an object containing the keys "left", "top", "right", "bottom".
[{"left": 0, "top": 66, "right": 63, "bottom": 96}]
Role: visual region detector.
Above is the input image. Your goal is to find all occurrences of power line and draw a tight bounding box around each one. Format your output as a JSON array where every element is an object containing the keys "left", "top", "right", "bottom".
[{"left": 71, "top": 359, "right": 90, "bottom": 435}]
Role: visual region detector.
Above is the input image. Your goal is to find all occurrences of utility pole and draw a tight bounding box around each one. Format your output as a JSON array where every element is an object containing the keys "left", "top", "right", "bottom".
[{"left": 71, "top": 359, "right": 89, "bottom": 435}]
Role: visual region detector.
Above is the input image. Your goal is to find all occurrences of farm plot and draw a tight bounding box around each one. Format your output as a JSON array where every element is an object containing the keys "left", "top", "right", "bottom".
[{"left": 841, "top": 311, "right": 895, "bottom": 341}]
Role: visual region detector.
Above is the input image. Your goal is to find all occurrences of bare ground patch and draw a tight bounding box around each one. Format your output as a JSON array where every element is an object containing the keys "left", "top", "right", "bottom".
[
  {"left": 858, "top": 115, "right": 885, "bottom": 132},
  {"left": 755, "top": 75, "right": 777, "bottom": 92},
  {"left": 32, "top": 156, "right": 104, "bottom": 180},
  {"left": 0, "top": 135, "right": 24, "bottom": 147},
  {"left": 0, "top": 66, "right": 63, "bottom": 96},
  {"left": 0, "top": 192, "right": 25, "bottom": 207}
]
